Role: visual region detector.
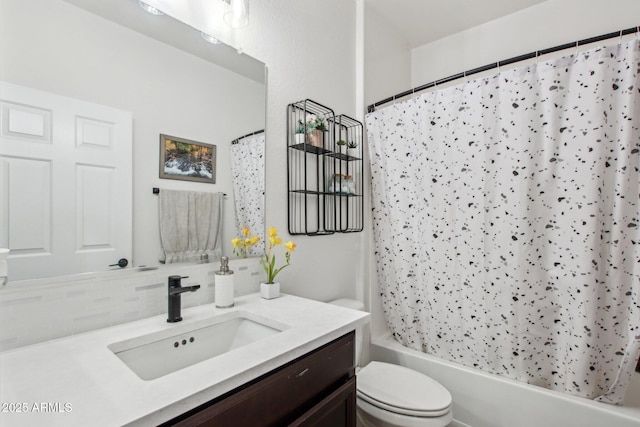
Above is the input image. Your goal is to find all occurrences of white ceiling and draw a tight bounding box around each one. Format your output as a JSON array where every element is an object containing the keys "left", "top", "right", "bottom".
[
  {"left": 63, "top": 0, "right": 265, "bottom": 83},
  {"left": 64, "top": 0, "right": 548, "bottom": 80},
  {"left": 366, "top": 0, "right": 547, "bottom": 48}
]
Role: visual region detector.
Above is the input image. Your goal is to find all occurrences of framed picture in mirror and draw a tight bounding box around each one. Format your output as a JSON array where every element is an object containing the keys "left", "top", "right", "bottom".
[{"left": 159, "top": 134, "right": 216, "bottom": 184}]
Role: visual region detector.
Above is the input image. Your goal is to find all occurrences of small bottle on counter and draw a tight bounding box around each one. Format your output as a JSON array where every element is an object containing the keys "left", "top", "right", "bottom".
[{"left": 215, "top": 256, "right": 234, "bottom": 308}]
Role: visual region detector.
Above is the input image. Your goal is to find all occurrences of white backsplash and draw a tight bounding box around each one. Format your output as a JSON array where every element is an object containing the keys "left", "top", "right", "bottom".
[{"left": 0, "top": 258, "right": 265, "bottom": 351}]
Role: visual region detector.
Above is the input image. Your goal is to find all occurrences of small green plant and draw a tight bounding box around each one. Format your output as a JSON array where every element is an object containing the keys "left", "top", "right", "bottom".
[
  {"left": 315, "top": 117, "right": 328, "bottom": 132},
  {"left": 347, "top": 140, "right": 358, "bottom": 149},
  {"left": 296, "top": 115, "right": 327, "bottom": 134},
  {"left": 336, "top": 140, "right": 347, "bottom": 146}
]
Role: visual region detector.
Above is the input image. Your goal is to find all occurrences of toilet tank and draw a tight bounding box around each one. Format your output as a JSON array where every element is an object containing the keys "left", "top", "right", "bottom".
[{"left": 329, "top": 298, "right": 365, "bottom": 365}]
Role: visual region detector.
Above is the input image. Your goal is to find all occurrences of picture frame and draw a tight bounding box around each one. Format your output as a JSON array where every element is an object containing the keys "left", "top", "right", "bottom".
[{"left": 159, "top": 134, "right": 216, "bottom": 184}]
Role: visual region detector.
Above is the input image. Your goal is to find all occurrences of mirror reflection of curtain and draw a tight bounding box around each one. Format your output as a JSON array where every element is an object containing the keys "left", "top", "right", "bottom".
[{"left": 230, "top": 131, "right": 265, "bottom": 256}]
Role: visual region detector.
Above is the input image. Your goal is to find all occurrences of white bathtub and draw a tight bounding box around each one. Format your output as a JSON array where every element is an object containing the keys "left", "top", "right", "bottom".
[{"left": 370, "top": 335, "right": 640, "bottom": 427}]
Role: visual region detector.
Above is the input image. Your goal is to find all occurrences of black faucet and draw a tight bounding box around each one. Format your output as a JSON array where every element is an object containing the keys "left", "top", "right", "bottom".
[{"left": 167, "top": 275, "right": 201, "bottom": 323}]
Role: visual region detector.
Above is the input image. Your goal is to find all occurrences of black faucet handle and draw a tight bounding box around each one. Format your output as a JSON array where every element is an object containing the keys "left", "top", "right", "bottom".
[{"left": 168, "top": 275, "right": 189, "bottom": 287}]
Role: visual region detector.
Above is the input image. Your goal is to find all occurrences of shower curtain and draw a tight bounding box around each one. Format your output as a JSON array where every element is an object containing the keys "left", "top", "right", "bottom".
[
  {"left": 230, "top": 132, "right": 265, "bottom": 256},
  {"left": 365, "top": 39, "right": 640, "bottom": 404}
]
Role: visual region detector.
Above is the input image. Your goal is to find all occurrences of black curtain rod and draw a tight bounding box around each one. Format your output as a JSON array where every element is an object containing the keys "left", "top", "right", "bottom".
[
  {"left": 231, "top": 129, "right": 265, "bottom": 144},
  {"left": 367, "top": 25, "right": 639, "bottom": 113}
]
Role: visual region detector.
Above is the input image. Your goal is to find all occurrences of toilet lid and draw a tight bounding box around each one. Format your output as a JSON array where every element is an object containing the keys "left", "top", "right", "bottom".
[{"left": 357, "top": 361, "right": 452, "bottom": 416}]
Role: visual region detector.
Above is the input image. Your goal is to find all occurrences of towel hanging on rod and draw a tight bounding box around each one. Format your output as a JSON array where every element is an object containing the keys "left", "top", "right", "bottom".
[
  {"left": 157, "top": 189, "right": 224, "bottom": 264},
  {"left": 153, "top": 187, "right": 226, "bottom": 197}
]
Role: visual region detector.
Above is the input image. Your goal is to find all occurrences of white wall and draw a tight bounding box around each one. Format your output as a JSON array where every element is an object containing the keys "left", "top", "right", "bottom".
[
  {"left": 0, "top": 258, "right": 265, "bottom": 350},
  {"left": 364, "top": 4, "right": 412, "bottom": 107},
  {"left": 412, "top": 0, "right": 640, "bottom": 87},
  {"left": 0, "top": 0, "right": 265, "bottom": 268},
  {"left": 368, "top": 0, "right": 640, "bottom": 339},
  {"left": 251, "top": 1, "right": 360, "bottom": 301},
  {"left": 150, "top": 0, "right": 362, "bottom": 302}
]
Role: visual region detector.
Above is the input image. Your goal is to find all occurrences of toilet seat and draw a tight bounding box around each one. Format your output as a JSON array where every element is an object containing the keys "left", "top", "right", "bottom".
[{"left": 357, "top": 361, "right": 452, "bottom": 417}]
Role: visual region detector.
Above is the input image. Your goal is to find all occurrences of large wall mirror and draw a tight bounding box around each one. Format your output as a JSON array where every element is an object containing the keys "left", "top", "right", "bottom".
[{"left": 0, "top": 0, "right": 266, "bottom": 281}]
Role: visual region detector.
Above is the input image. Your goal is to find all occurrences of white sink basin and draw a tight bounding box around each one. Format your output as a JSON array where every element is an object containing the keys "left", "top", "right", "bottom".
[{"left": 108, "top": 311, "right": 288, "bottom": 380}]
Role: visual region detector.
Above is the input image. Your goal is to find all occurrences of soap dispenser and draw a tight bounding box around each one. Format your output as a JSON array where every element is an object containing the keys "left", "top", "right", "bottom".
[{"left": 215, "top": 256, "right": 234, "bottom": 308}]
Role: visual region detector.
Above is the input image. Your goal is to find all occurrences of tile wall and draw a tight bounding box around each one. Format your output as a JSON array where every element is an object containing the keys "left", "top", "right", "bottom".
[{"left": 0, "top": 258, "right": 265, "bottom": 351}]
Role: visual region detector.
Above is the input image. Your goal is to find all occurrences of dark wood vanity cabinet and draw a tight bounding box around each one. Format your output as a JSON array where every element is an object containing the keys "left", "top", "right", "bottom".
[{"left": 163, "top": 331, "right": 356, "bottom": 427}]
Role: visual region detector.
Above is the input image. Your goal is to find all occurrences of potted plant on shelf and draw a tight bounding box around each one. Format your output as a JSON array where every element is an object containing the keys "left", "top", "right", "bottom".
[
  {"left": 295, "top": 115, "right": 327, "bottom": 148},
  {"left": 347, "top": 140, "right": 358, "bottom": 157},
  {"left": 260, "top": 226, "right": 296, "bottom": 299},
  {"left": 231, "top": 226, "right": 260, "bottom": 258},
  {"left": 294, "top": 121, "right": 306, "bottom": 145},
  {"left": 336, "top": 139, "right": 347, "bottom": 154}
]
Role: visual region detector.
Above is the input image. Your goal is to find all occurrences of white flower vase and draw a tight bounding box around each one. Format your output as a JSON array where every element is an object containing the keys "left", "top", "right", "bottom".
[
  {"left": 294, "top": 133, "right": 305, "bottom": 145},
  {"left": 260, "top": 282, "right": 280, "bottom": 299},
  {"left": 347, "top": 147, "right": 359, "bottom": 158}
]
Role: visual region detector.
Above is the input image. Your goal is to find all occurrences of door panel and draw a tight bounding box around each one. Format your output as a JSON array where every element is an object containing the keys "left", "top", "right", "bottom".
[
  {"left": 76, "top": 164, "right": 115, "bottom": 250},
  {"left": 0, "top": 81, "right": 132, "bottom": 280},
  {"left": 2, "top": 102, "right": 52, "bottom": 143},
  {"left": 2, "top": 156, "right": 51, "bottom": 255}
]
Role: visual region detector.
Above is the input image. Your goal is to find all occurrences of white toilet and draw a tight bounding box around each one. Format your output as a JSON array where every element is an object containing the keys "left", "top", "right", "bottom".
[{"left": 329, "top": 299, "right": 453, "bottom": 427}]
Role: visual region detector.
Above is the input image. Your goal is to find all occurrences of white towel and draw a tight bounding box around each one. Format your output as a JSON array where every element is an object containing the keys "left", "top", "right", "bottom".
[{"left": 158, "top": 190, "right": 223, "bottom": 263}]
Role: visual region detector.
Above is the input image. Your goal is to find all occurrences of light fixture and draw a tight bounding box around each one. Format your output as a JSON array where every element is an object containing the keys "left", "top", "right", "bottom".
[
  {"left": 201, "top": 32, "right": 222, "bottom": 45},
  {"left": 223, "top": 0, "right": 249, "bottom": 29},
  {"left": 138, "top": 1, "right": 164, "bottom": 16}
]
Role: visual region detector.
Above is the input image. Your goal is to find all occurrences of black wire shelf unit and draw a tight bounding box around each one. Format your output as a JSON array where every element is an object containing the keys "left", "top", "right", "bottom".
[{"left": 287, "top": 99, "right": 364, "bottom": 236}]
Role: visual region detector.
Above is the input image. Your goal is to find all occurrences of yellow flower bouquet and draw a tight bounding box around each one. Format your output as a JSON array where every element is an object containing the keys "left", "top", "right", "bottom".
[
  {"left": 231, "top": 227, "right": 260, "bottom": 258},
  {"left": 261, "top": 226, "right": 296, "bottom": 284}
]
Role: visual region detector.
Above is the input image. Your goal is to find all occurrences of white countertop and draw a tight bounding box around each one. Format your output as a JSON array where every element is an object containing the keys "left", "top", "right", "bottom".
[{"left": 0, "top": 293, "right": 369, "bottom": 426}]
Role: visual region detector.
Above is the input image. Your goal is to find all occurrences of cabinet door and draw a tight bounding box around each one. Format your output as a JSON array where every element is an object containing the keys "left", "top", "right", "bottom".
[
  {"left": 166, "top": 332, "right": 355, "bottom": 427},
  {"left": 288, "top": 377, "right": 356, "bottom": 427}
]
